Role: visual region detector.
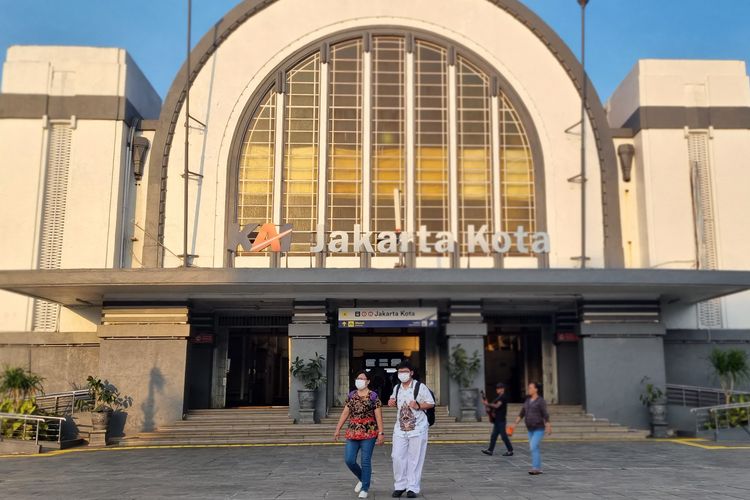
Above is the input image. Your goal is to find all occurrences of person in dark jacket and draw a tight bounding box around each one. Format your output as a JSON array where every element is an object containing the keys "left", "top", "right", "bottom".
[
  {"left": 510, "top": 382, "right": 551, "bottom": 475},
  {"left": 481, "top": 382, "right": 513, "bottom": 456}
]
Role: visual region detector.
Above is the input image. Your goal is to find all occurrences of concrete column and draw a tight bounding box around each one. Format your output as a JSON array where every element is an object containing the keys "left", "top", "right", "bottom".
[
  {"left": 579, "top": 322, "right": 666, "bottom": 430},
  {"left": 288, "top": 305, "right": 330, "bottom": 424},
  {"left": 445, "top": 305, "right": 487, "bottom": 421},
  {"left": 97, "top": 305, "right": 190, "bottom": 438}
]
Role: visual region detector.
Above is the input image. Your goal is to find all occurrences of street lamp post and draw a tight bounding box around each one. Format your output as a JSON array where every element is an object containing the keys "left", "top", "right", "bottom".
[{"left": 578, "top": 0, "right": 589, "bottom": 269}]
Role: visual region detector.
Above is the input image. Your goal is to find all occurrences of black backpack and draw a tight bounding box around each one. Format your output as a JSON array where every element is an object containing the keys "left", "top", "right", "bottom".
[{"left": 396, "top": 380, "right": 435, "bottom": 427}]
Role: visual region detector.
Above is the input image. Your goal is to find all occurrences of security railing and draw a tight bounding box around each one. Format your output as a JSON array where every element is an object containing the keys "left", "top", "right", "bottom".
[
  {"left": 666, "top": 384, "right": 750, "bottom": 408},
  {"left": 0, "top": 412, "right": 67, "bottom": 446},
  {"left": 34, "top": 390, "right": 92, "bottom": 416},
  {"left": 690, "top": 402, "right": 750, "bottom": 441}
]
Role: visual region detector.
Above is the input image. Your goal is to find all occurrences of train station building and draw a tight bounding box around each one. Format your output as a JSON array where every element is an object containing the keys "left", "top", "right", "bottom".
[{"left": 1, "top": 0, "right": 750, "bottom": 436}]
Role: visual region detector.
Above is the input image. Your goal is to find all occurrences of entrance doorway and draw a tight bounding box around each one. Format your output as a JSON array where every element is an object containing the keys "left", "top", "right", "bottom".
[
  {"left": 484, "top": 324, "right": 543, "bottom": 403},
  {"left": 226, "top": 331, "right": 289, "bottom": 407},
  {"left": 350, "top": 329, "right": 424, "bottom": 404}
]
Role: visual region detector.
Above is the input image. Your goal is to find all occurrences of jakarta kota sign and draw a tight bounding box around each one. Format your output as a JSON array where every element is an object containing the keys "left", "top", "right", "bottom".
[
  {"left": 339, "top": 308, "right": 438, "bottom": 328},
  {"left": 230, "top": 222, "right": 549, "bottom": 255}
]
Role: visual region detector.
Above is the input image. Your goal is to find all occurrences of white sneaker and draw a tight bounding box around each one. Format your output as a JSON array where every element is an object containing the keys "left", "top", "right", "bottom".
[
  {"left": 358, "top": 491, "right": 368, "bottom": 499},
  {"left": 354, "top": 481, "right": 363, "bottom": 493}
]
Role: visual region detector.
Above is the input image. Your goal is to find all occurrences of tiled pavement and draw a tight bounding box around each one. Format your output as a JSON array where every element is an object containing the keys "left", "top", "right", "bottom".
[{"left": 2, "top": 441, "right": 750, "bottom": 499}]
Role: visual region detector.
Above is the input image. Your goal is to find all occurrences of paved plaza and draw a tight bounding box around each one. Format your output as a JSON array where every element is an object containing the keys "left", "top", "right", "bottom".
[{"left": 2, "top": 441, "right": 750, "bottom": 499}]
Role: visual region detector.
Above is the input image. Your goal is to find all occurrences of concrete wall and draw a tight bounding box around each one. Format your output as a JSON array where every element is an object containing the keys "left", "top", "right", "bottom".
[
  {"left": 98, "top": 338, "right": 188, "bottom": 436},
  {"left": 580, "top": 324, "right": 667, "bottom": 430},
  {"left": 664, "top": 330, "right": 750, "bottom": 391},
  {"left": 0, "top": 333, "right": 99, "bottom": 393}
]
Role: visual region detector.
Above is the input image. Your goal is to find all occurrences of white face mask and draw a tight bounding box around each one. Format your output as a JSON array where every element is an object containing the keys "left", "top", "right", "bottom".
[
  {"left": 398, "top": 372, "right": 411, "bottom": 383},
  {"left": 355, "top": 379, "right": 368, "bottom": 390}
]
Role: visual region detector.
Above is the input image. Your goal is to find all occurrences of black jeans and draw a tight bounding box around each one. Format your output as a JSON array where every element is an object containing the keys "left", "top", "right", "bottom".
[{"left": 488, "top": 419, "right": 513, "bottom": 453}]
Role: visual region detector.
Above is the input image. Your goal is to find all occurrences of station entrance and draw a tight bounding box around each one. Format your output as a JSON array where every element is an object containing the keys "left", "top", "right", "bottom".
[{"left": 349, "top": 328, "right": 425, "bottom": 404}]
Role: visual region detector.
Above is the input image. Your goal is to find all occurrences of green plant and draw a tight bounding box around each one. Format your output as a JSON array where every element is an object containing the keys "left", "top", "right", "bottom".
[
  {"left": 709, "top": 348, "right": 750, "bottom": 404},
  {"left": 0, "top": 397, "right": 40, "bottom": 439},
  {"left": 290, "top": 353, "right": 326, "bottom": 391},
  {"left": 639, "top": 376, "right": 665, "bottom": 406},
  {"left": 447, "top": 344, "right": 481, "bottom": 389},
  {"left": 85, "top": 376, "right": 131, "bottom": 412},
  {"left": 0, "top": 366, "right": 44, "bottom": 406}
]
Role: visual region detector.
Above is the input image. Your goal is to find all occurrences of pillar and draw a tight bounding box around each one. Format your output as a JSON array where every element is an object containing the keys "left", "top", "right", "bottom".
[
  {"left": 445, "top": 303, "right": 487, "bottom": 421},
  {"left": 288, "top": 303, "right": 330, "bottom": 423},
  {"left": 97, "top": 305, "right": 190, "bottom": 438},
  {"left": 579, "top": 302, "right": 666, "bottom": 430}
]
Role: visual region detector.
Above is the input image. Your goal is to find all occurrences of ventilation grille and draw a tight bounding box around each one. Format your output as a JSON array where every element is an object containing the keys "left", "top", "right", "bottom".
[
  {"left": 688, "top": 132, "right": 722, "bottom": 328},
  {"left": 32, "top": 124, "right": 72, "bottom": 332}
]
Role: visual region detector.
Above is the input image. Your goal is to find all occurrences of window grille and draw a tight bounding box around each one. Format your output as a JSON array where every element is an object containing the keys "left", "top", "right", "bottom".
[
  {"left": 688, "top": 132, "right": 722, "bottom": 328},
  {"left": 33, "top": 124, "right": 72, "bottom": 331}
]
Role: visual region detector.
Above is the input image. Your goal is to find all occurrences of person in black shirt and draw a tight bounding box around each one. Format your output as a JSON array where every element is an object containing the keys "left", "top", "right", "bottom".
[{"left": 481, "top": 383, "right": 513, "bottom": 456}]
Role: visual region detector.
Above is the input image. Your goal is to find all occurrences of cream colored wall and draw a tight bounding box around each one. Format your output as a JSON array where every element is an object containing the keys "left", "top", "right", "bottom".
[
  {"left": 608, "top": 59, "right": 750, "bottom": 328},
  {"left": 160, "top": 0, "right": 606, "bottom": 269},
  {"left": 0, "top": 46, "right": 160, "bottom": 333}
]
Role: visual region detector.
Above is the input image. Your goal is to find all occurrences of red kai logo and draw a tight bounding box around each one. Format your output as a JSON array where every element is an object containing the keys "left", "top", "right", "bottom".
[{"left": 229, "top": 222, "right": 293, "bottom": 253}]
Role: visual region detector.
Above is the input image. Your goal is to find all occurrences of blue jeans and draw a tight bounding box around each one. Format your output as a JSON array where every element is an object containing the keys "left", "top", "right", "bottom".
[
  {"left": 344, "top": 438, "right": 377, "bottom": 492},
  {"left": 527, "top": 429, "right": 545, "bottom": 470}
]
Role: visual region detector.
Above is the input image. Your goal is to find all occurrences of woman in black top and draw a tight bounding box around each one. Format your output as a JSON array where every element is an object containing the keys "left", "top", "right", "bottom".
[
  {"left": 510, "top": 382, "right": 551, "bottom": 475},
  {"left": 481, "top": 382, "right": 513, "bottom": 456}
]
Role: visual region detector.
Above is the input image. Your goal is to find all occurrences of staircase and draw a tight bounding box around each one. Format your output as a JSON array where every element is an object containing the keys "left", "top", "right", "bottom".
[{"left": 120, "top": 405, "right": 647, "bottom": 447}]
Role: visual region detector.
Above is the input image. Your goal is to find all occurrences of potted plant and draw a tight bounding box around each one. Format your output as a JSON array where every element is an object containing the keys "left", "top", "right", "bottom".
[
  {"left": 85, "top": 376, "right": 129, "bottom": 433},
  {"left": 290, "top": 354, "right": 326, "bottom": 411},
  {"left": 709, "top": 348, "right": 749, "bottom": 404},
  {"left": 447, "top": 345, "right": 482, "bottom": 421},
  {"left": 639, "top": 376, "right": 667, "bottom": 438}
]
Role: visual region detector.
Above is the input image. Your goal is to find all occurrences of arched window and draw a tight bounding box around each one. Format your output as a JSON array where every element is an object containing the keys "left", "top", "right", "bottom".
[{"left": 235, "top": 31, "right": 537, "bottom": 262}]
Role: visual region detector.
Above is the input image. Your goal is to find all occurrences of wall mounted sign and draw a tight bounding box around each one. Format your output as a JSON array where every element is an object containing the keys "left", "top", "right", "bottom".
[
  {"left": 231, "top": 222, "right": 549, "bottom": 255},
  {"left": 555, "top": 332, "right": 579, "bottom": 343},
  {"left": 191, "top": 333, "right": 215, "bottom": 344},
  {"left": 339, "top": 307, "right": 438, "bottom": 328}
]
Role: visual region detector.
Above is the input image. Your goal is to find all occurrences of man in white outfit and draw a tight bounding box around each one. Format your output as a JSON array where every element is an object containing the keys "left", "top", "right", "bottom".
[{"left": 388, "top": 361, "right": 435, "bottom": 498}]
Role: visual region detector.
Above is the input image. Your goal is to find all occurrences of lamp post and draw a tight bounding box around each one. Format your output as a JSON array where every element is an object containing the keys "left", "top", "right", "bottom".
[
  {"left": 578, "top": 0, "right": 589, "bottom": 269},
  {"left": 183, "top": 0, "right": 192, "bottom": 267}
]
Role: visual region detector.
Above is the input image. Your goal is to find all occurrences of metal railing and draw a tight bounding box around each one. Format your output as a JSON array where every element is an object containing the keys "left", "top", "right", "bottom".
[
  {"left": 33, "top": 390, "right": 92, "bottom": 416},
  {"left": 666, "top": 384, "right": 750, "bottom": 408},
  {"left": 690, "top": 402, "right": 750, "bottom": 441},
  {"left": 0, "top": 412, "right": 67, "bottom": 446}
]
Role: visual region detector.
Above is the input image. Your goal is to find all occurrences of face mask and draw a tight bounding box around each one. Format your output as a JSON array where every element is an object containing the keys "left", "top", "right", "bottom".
[
  {"left": 398, "top": 372, "right": 411, "bottom": 383},
  {"left": 355, "top": 379, "right": 367, "bottom": 390}
]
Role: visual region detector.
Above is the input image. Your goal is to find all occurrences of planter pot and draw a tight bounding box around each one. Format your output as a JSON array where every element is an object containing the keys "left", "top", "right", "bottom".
[
  {"left": 298, "top": 390, "right": 316, "bottom": 410},
  {"left": 90, "top": 410, "right": 111, "bottom": 432},
  {"left": 459, "top": 388, "right": 479, "bottom": 409},
  {"left": 649, "top": 400, "right": 668, "bottom": 438}
]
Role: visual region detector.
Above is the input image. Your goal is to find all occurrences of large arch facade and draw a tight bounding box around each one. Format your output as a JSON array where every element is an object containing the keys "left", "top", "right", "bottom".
[{"left": 143, "top": 0, "right": 623, "bottom": 269}]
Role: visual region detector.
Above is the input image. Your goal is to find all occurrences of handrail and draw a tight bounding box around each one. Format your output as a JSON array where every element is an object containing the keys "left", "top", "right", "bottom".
[
  {"left": 666, "top": 384, "right": 750, "bottom": 408},
  {"left": 689, "top": 401, "right": 750, "bottom": 441},
  {"left": 33, "top": 389, "right": 93, "bottom": 416},
  {"left": 0, "top": 412, "right": 67, "bottom": 445}
]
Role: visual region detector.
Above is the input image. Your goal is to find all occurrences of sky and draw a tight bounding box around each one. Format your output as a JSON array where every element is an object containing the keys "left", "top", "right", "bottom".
[{"left": 0, "top": 0, "right": 749, "bottom": 102}]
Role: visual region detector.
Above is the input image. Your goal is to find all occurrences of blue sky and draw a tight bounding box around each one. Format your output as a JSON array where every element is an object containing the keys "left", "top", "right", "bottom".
[{"left": 1, "top": 0, "right": 748, "bottom": 102}]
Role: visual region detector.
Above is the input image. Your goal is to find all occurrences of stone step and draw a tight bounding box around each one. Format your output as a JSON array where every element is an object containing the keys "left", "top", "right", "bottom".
[
  {"left": 121, "top": 432, "right": 648, "bottom": 447},
  {"left": 120, "top": 405, "right": 643, "bottom": 447}
]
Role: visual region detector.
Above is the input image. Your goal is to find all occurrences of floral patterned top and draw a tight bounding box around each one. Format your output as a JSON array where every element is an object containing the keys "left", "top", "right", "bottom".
[{"left": 345, "top": 390, "right": 382, "bottom": 440}]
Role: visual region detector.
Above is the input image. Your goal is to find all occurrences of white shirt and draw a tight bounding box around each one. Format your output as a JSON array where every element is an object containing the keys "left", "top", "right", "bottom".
[{"left": 390, "top": 380, "right": 435, "bottom": 438}]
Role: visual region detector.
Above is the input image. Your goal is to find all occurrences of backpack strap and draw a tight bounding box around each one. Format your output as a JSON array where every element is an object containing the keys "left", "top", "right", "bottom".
[{"left": 414, "top": 380, "right": 422, "bottom": 402}]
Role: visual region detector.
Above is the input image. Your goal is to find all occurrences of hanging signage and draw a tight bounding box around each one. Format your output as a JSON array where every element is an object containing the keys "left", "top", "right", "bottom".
[{"left": 339, "top": 307, "right": 438, "bottom": 328}]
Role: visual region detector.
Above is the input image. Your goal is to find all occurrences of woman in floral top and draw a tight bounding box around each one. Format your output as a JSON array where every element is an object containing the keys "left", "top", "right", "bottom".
[{"left": 334, "top": 370, "right": 385, "bottom": 499}]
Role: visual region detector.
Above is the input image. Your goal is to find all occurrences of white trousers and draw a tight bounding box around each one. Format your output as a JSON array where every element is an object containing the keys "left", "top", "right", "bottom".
[{"left": 391, "top": 432, "right": 428, "bottom": 493}]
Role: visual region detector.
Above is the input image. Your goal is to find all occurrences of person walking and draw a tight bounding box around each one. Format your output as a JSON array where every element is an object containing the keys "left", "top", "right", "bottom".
[
  {"left": 388, "top": 361, "right": 435, "bottom": 498},
  {"left": 334, "top": 370, "right": 386, "bottom": 498},
  {"left": 481, "top": 382, "right": 513, "bottom": 456},
  {"left": 510, "top": 382, "right": 551, "bottom": 475}
]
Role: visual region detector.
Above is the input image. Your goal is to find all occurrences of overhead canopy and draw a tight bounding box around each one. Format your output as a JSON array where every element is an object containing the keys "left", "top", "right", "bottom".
[{"left": 0, "top": 268, "right": 749, "bottom": 307}]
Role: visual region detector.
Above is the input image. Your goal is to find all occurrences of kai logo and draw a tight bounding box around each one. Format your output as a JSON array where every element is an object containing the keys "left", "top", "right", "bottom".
[{"left": 230, "top": 222, "right": 293, "bottom": 253}]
